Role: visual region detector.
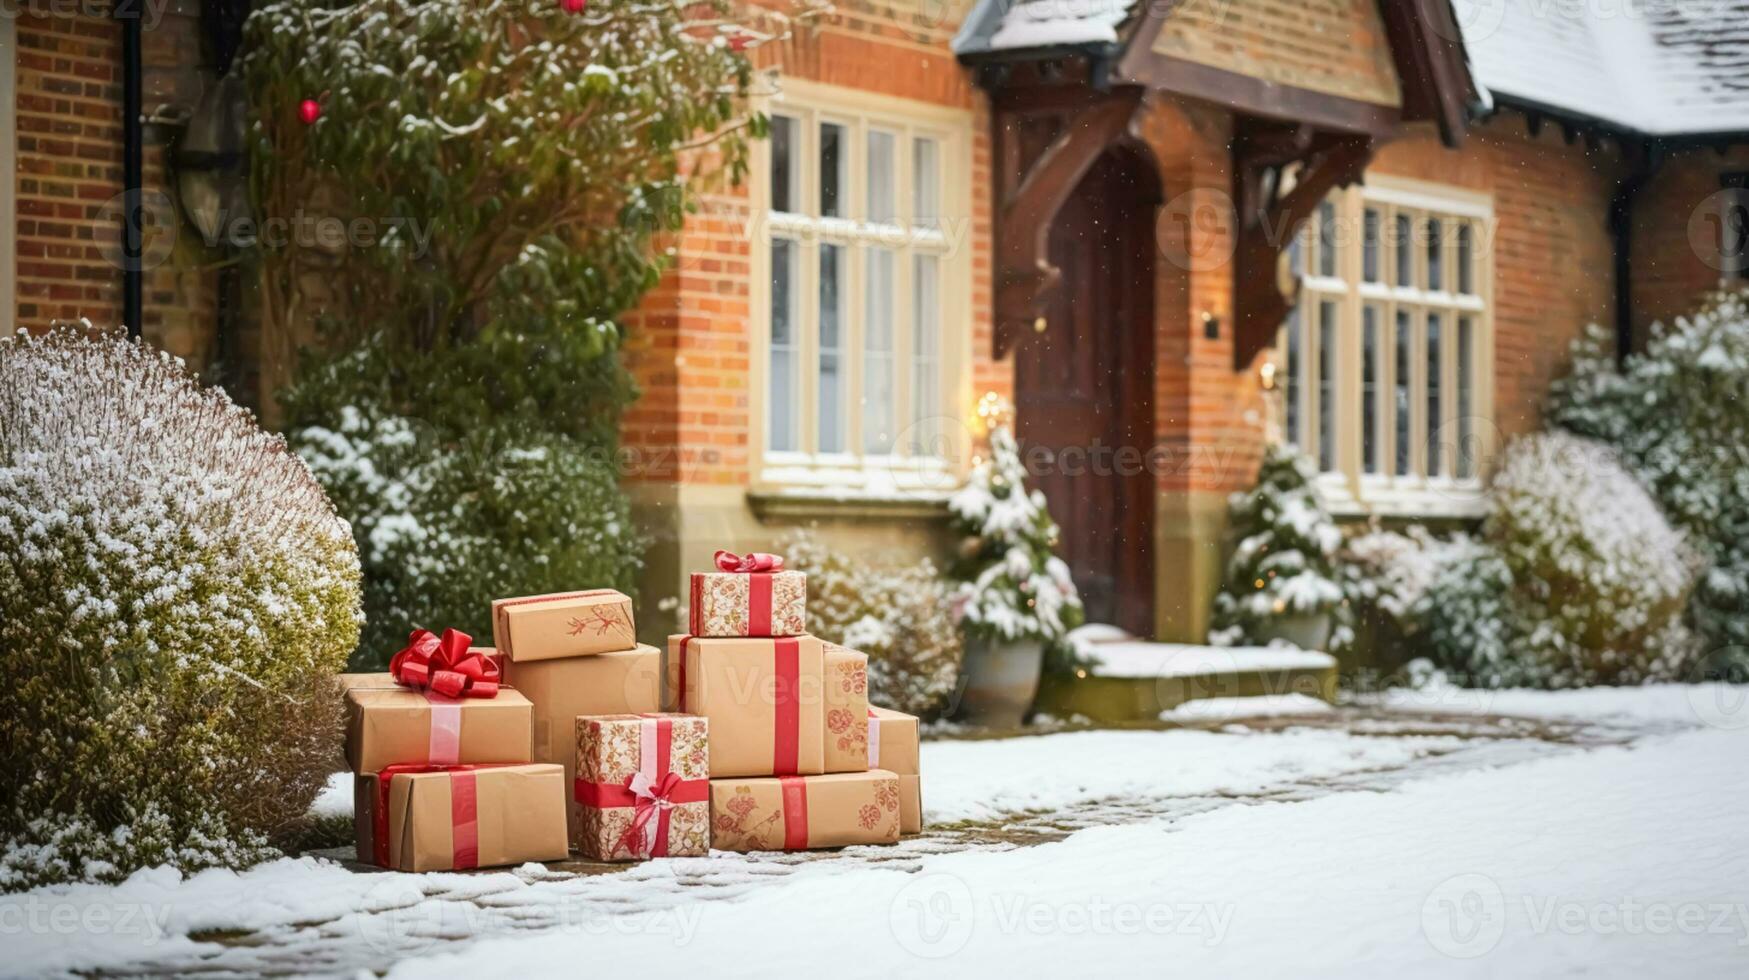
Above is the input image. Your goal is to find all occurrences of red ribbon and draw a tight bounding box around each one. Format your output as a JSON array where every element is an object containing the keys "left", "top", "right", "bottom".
[
  {"left": 772, "top": 638, "right": 801, "bottom": 775},
  {"left": 574, "top": 716, "right": 707, "bottom": 859},
  {"left": 780, "top": 775, "right": 809, "bottom": 850},
  {"left": 390, "top": 627, "right": 501, "bottom": 699},
  {"left": 714, "top": 550, "right": 784, "bottom": 573},
  {"left": 372, "top": 763, "right": 510, "bottom": 868}
]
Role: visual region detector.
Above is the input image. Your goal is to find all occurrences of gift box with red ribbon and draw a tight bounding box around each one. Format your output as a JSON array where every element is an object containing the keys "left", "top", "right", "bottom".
[
  {"left": 688, "top": 551, "right": 807, "bottom": 638},
  {"left": 345, "top": 635, "right": 531, "bottom": 774},
  {"left": 574, "top": 713, "right": 710, "bottom": 861},
  {"left": 663, "top": 634, "right": 825, "bottom": 777},
  {"left": 709, "top": 770, "right": 901, "bottom": 852},
  {"left": 354, "top": 763, "right": 569, "bottom": 871},
  {"left": 822, "top": 643, "right": 870, "bottom": 774}
]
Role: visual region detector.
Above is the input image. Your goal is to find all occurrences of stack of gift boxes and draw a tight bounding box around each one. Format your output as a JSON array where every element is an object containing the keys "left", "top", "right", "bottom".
[{"left": 340, "top": 552, "right": 922, "bottom": 870}]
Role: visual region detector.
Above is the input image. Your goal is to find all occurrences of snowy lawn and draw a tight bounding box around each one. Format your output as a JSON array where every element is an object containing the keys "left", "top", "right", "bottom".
[{"left": 6, "top": 686, "right": 1748, "bottom": 977}]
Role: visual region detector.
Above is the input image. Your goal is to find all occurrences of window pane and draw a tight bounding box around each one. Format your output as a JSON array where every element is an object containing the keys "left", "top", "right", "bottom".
[
  {"left": 768, "top": 239, "right": 798, "bottom": 451},
  {"left": 1457, "top": 316, "right": 1475, "bottom": 479},
  {"left": 770, "top": 115, "right": 797, "bottom": 214},
  {"left": 1395, "top": 309, "right": 1411, "bottom": 477},
  {"left": 912, "top": 253, "right": 940, "bottom": 431},
  {"left": 1457, "top": 223, "right": 1474, "bottom": 294},
  {"left": 1317, "top": 200, "right": 1338, "bottom": 278},
  {"left": 820, "top": 122, "right": 845, "bottom": 219},
  {"left": 1426, "top": 218, "right": 1443, "bottom": 291},
  {"left": 1362, "top": 305, "right": 1379, "bottom": 474},
  {"left": 1363, "top": 208, "right": 1381, "bottom": 283},
  {"left": 1427, "top": 312, "right": 1443, "bottom": 477},
  {"left": 1396, "top": 213, "right": 1413, "bottom": 287},
  {"left": 867, "top": 130, "right": 896, "bottom": 224},
  {"left": 818, "top": 244, "right": 845, "bottom": 453},
  {"left": 1317, "top": 299, "right": 1337, "bottom": 471},
  {"left": 1285, "top": 308, "right": 1302, "bottom": 449},
  {"left": 913, "top": 137, "right": 939, "bottom": 227},
  {"left": 864, "top": 248, "right": 896, "bottom": 453}
]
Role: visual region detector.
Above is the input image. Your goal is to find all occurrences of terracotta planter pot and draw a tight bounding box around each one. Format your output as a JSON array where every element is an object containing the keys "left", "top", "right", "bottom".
[{"left": 956, "top": 636, "right": 1044, "bottom": 728}]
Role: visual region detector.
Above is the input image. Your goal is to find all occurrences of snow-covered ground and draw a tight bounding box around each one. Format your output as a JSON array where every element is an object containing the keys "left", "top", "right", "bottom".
[{"left": 7, "top": 686, "right": 1748, "bottom": 977}]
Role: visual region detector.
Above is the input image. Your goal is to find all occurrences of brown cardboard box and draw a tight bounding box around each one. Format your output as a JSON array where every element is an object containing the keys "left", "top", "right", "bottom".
[
  {"left": 354, "top": 764, "right": 569, "bottom": 871},
  {"left": 822, "top": 644, "right": 870, "bottom": 773},
  {"left": 503, "top": 645, "right": 662, "bottom": 836},
  {"left": 709, "top": 771, "right": 902, "bottom": 851},
  {"left": 344, "top": 688, "right": 532, "bottom": 774},
  {"left": 492, "top": 590, "right": 636, "bottom": 661},
  {"left": 867, "top": 706, "right": 922, "bottom": 833},
  {"left": 336, "top": 672, "right": 393, "bottom": 694},
  {"left": 688, "top": 570, "right": 807, "bottom": 637},
  {"left": 574, "top": 714, "right": 710, "bottom": 861},
  {"left": 664, "top": 635, "right": 826, "bottom": 778}
]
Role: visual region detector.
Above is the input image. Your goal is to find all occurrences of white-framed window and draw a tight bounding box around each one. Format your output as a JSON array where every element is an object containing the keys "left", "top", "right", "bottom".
[
  {"left": 1278, "top": 177, "right": 1494, "bottom": 516},
  {"left": 752, "top": 80, "right": 971, "bottom": 495},
  {"left": 0, "top": 17, "right": 16, "bottom": 331}
]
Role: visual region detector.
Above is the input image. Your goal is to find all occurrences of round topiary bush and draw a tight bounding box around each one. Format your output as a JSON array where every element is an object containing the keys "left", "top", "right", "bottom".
[{"left": 0, "top": 327, "right": 363, "bottom": 889}]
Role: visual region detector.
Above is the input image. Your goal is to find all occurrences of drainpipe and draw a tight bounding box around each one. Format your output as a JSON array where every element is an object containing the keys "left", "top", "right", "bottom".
[
  {"left": 119, "top": 9, "right": 143, "bottom": 338},
  {"left": 1608, "top": 140, "right": 1663, "bottom": 363}
]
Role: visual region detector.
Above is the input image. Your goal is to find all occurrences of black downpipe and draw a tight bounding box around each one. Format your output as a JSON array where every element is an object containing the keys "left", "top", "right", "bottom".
[
  {"left": 1608, "top": 141, "right": 1663, "bottom": 364},
  {"left": 120, "top": 10, "right": 143, "bottom": 338}
]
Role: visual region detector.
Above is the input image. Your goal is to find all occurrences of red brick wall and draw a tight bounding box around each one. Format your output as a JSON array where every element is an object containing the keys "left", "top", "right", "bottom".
[
  {"left": 1370, "top": 116, "right": 1623, "bottom": 441},
  {"left": 14, "top": 12, "right": 123, "bottom": 330},
  {"left": 1151, "top": 0, "right": 1402, "bottom": 108},
  {"left": 1631, "top": 144, "right": 1749, "bottom": 340}
]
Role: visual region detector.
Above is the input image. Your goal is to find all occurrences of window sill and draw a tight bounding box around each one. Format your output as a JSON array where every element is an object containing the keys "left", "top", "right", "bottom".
[
  {"left": 1315, "top": 472, "right": 1487, "bottom": 522},
  {"left": 746, "top": 486, "right": 953, "bottom": 521}
]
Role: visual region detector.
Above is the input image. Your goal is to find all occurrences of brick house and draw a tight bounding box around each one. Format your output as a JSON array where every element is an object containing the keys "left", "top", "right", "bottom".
[{"left": 6, "top": 1, "right": 1747, "bottom": 643}]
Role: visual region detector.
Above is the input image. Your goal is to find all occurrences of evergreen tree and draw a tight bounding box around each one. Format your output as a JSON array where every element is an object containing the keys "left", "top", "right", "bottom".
[
  {"left": 947, "top": 400, "right": 1085, "bottom": 647},
  {"left": 1210, "top": 443, "right": 1350, "bottom": 648}
]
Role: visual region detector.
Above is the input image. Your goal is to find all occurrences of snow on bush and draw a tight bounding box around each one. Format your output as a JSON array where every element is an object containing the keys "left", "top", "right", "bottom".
[
  {"left": 1420, "top": 432, "right": 1699, "bottom": 688},
  {"left": 0, "top": 327, "right": 362, "bottom": 889},
  {"left": 785, "top": 534, "right": 961, "bottom": 719},
  {"left": 1550, "top": 291, "right": 1749, "bottom": 667},
  {"left": 947, "top": 423, "right": 1085, "bottom": 648},
  {"left": 1209, "top": 444, "right": 1350, "bottom": 649}
]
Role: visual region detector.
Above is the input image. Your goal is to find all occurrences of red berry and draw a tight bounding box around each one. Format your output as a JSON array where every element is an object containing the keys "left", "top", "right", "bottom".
[
  {"left": 729, "top": 35, "right": 749, "bottom": 51},
  {"left": 298, "top": 99, "right": 321, "bottom": 125},
  {"left": 561, "top": 0, "right": 584, "bottom": 11}
]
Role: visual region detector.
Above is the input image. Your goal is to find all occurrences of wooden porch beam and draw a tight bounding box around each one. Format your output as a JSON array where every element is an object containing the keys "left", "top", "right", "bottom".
[{"left": 994, "top": 87, "right": 1144, "bottom": 358}]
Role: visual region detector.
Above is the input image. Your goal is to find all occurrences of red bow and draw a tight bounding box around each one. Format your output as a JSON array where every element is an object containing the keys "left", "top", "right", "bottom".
[
  {"left": 714, "top": 550, "right": 784, "bottom": 573},
  {"left": 390, "top": 627, "right": 500, "bottom": 699}
]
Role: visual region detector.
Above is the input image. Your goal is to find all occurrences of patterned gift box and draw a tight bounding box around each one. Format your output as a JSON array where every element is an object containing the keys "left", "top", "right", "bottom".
[
  {"left": 574, "top": 713, "right": 710, "bottom": 861},
  {"left": 709, "top": 770, "right": 902, "bottom": 852},
  {"left": 868, "top": 706, "right": 923, "bottom": 834},
  {"left": 492, "top": 589, "right": 637, "bottom": 662},
  {"left": 822, "top": 644, "right": 870, "bottom": 773},
  {"left": 688, "top": 551, "right": 806, "bottom": 638}
]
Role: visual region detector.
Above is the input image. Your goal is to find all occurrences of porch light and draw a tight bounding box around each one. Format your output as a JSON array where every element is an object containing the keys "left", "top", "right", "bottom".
[
  {"left": 1259, "top": 360, "right": 1278, "bottom": 391},
  {"left": 175, "top": 73, "right": 251, "bottom": 244}
]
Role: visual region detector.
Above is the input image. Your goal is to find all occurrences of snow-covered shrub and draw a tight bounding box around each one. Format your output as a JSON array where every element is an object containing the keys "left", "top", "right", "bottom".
[
  {"left": 1416, "top": 433, "right": 1698, "bottom": 688},
  {"left": 1342, "top": 526, "right": 1450, "bottom": 630},
  {"left": 947, "top": 423, "right": 1085, "bottom": 650},
  {"left": 0, "top": 327, "right": 362, "bottom": 888},
  {"left": 284, "top": 335, "right": 643, "bottom": 666},
  {"left": 1487, "top": 432, "right": 1698, "bottom": 685},
  {"left": 1550, "top": 292, "right": 1749, "bottom": 664},
  {"left": 1210, "top": 444, "right": 1351, "bottom": 649},
  {"left": 784, "top": 534, "right": 961, "bottom": 719}
]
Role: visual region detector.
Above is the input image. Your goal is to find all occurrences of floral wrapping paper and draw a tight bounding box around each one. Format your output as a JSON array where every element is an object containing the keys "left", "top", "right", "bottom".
[
  {"left": 709, "top": 770, "right": 901, "bottom": 852},
  {"left": 688, "top": 571, "right": 807, "bottom": 637},
  {"left": 822, "top": 644, "right": 870, "bottom": 772},
  {"left": 575, "top": 713, "right": 710, "bottom": 861}
]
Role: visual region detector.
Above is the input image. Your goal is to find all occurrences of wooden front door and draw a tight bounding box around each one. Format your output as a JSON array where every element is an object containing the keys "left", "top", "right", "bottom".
[{"left": 1014, "top": 148, "right": 1158, "bottom": 636}]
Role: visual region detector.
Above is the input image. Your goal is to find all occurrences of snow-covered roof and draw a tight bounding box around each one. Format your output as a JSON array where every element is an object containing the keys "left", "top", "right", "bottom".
[
  {"left": 953, "top": 0, "right": 1137, "bottom": 56},
  {"left": 1453, "top": 0, "right": 1749, "bottom": 136}
]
